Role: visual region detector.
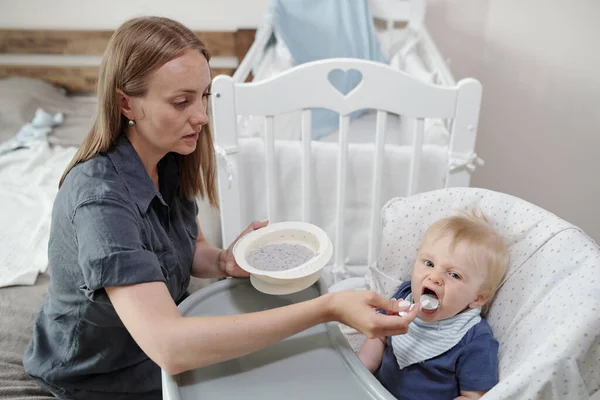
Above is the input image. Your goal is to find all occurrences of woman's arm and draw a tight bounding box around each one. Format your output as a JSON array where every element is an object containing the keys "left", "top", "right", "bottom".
[
  {"left": 190, "top": 219, "right": 226, "bottom": 279},
  {"left": 106, "top": 282, "right": 419, "bottom": 375},
  {"left": 358, "top": 337, "right": 387, "bottom": 373}
]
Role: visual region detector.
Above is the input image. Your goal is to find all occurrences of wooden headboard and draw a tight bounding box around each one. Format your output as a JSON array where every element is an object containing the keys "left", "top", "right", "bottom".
[{"left": 0, "top": 28, "right": 256, "bottom": 94}]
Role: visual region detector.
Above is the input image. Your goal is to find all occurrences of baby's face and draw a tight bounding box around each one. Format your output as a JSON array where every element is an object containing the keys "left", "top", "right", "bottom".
[{"left": 411, "top": 233, "right": 488, "bottom": 322}]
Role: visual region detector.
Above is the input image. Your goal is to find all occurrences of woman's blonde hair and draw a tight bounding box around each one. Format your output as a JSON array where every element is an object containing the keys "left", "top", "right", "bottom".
[
  {"left": 424, "top": 210, "right": 510, "bottom": 313},
  {"left": 59, "top": 16, "right": 218, "bottom": 206}
]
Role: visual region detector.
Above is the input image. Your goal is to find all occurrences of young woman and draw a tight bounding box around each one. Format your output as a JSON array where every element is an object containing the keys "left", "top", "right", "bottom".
[{"left": 24, "top": 16, "right": 419, "bottom": 399}]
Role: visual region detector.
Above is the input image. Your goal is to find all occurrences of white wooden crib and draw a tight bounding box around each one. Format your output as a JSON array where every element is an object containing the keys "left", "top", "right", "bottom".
[{"left": 210, "top": 58, "right": 482, "bottom": 283}]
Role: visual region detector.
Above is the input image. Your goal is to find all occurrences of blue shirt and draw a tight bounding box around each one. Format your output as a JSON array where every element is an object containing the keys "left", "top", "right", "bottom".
[
  {"left": 24, "top": 135, "right": 198, "bottom": 399},
  {"left": 376, "top": 282, "right": 499, "bottom": 400}
]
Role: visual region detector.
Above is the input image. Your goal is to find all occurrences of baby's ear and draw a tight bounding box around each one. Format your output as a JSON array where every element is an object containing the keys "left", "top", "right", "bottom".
[{"left": 468, "top": 291, "right": 491, "bottom": 309}]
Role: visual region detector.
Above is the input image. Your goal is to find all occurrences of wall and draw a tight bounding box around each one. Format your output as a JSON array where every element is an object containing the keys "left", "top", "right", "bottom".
[
  {"left": 2, "top": 0, "right": 598, "bottom": 242},
  {"left": 426, "top": 0, "right": 600, "bottom": 242},
  {"left": 0, "top": 0, "right": 270, "bottom": 30}
]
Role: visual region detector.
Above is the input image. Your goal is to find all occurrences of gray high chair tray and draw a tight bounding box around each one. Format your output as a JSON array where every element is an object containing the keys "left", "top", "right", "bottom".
[{"left": 162, "top": 278, "right": 395, "bottom": 400}]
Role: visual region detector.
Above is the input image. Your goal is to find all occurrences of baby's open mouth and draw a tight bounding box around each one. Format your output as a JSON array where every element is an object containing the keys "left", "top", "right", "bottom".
[{"left": 420, "top": 288, "right": 440, "bottom": 310}]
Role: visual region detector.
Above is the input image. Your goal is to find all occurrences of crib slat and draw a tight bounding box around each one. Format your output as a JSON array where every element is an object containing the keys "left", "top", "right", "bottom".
[
  {"left": 334, "top": 114, "right": 350, "bottom": 278},
  {"left": 301, "top": 109, "right": 312, "bottom": 223},
  {"left": 265, "top": 116, "right": 276, "bottom": 222},
  {"left": 368, "top": 111, "right": 387, "bottom": 266},
  {"left": 398, "top": 114, "right": 412, "bottom": 146},
  {"left": 407, "top": 118, "right": 425, "bottom": 196}
]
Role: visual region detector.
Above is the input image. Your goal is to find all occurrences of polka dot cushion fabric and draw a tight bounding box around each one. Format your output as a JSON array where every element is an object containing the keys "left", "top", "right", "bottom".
[{"left": 366, "top": 187, "right": 600, "bottom": 399}]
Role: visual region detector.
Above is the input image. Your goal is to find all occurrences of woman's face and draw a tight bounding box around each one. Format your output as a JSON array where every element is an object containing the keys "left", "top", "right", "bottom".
[{"left": 126, "top": 50, "right": 212, "bottom": 157}]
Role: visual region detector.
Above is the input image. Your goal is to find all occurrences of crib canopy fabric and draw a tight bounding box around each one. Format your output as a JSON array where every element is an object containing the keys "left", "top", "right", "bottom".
[
  {"left": 264, "top": 0, "right": 386, "bottom": 64},
  {"left": 262, "top": 0, "right": 387, "bottom": 138}
]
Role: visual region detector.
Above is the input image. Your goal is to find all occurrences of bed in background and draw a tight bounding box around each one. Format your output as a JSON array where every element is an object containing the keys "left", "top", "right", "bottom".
[
  {"left": 0, "top": 28, "right": 254, "bottom": 93},
  {"left": 0, "top": 27, "right": 255, "bottom": 399}
]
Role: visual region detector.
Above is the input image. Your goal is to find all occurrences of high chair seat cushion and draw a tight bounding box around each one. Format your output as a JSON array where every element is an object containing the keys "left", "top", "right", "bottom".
[{"left": 364, "top": 187, "right": 599, "bottom": 399}]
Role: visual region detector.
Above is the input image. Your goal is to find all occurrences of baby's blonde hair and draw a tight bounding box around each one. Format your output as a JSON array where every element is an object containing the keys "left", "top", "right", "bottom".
[{"left": 423, "top": 210, "right": 509, "bottom": 314}]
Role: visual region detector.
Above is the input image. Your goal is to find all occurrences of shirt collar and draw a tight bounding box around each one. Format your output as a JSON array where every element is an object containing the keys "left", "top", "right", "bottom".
[{"left": 107, "top": 134, "right": 179, "bottom": 212}]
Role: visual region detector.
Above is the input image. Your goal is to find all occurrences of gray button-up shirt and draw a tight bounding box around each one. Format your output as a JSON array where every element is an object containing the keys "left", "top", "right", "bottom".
[{"left": 24, "top": 135, "right": 198, "bottom": 399}]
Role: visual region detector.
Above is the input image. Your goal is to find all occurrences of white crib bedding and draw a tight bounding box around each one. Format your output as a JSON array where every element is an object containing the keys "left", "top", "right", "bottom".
[
  {"left": 318, "top": 112, "right": 449, "bottom": 147},
  {"left": 374, "top": 29, "right": 435, "bottom": 81},
  {"left": 234, "top": 137, "right": 449, "bottom": 267}
]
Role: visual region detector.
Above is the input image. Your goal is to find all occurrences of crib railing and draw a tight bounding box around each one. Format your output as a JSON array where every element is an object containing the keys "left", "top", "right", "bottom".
[
  {"left": 232, "top": 23, "right": 273, "bottom": 84},
  {"left": 261, "top": 112, "right": 428, "bottom": 276},
  {"left": 212, "top": 59, "right": 481, "bottom": 282}
]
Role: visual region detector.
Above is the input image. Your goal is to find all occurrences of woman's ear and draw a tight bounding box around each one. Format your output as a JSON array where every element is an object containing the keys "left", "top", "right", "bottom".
[
  {"left": 116, "top": 89, "right": 134, "bottom": 120},
  {"left": 468, "top": 291, "right": 491, "bottom": 309}
]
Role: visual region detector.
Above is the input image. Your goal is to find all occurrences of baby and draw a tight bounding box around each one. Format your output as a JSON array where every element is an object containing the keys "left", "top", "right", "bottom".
[{"left": 359, "top": 211, "right": 509, "bottom": 400}]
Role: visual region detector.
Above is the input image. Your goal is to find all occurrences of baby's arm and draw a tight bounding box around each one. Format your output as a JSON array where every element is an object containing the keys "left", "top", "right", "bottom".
[
  {"left": 454, "top": 390, "right": 487, "bottom": 400},
  {"left": 456, "top": 330, "right": 499, "bottom": 400},
  {"left": 358, "top": 337, "right": 386, "bottom": 373}
]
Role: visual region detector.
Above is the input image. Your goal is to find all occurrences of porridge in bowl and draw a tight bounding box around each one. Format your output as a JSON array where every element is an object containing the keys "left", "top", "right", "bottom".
[{"left": 247, "top": 243, "right": 315, "bottom": 272}]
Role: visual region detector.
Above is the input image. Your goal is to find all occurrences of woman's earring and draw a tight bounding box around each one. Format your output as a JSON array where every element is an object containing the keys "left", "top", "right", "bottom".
[{"left": 128, "top": 120, "right": 135, "bottom": 127}]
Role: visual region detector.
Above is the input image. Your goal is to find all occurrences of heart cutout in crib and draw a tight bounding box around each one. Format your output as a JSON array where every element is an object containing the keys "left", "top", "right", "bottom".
[{"left": 327, "top": 68, "right": 363, "bottom": 97}]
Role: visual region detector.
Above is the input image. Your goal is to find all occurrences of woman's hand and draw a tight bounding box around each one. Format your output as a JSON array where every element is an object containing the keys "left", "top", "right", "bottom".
[
  {"left": 220, "top": 220, "right": 269, "bottom": 278},
  {"left": 326, "top": 290, "right": 420, "bottom": 338}
]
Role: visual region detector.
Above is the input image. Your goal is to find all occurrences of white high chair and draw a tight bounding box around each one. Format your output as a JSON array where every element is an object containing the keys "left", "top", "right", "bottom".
[{"left": 333, "top": 187, "right": 600, "bottom": 399}]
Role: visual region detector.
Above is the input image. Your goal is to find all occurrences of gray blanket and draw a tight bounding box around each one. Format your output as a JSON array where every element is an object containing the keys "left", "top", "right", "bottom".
[
  {"left": 0, "top": 274, "right": 53, "bottom": 399},
  {"left": 0, "top": 274, "right": 214, "bottom": 399}
]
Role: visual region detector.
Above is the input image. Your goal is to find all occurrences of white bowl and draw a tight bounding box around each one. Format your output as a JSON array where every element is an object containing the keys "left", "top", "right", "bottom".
[{"left": 233, "top": 221, "right": 333, "bottom": 295}]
